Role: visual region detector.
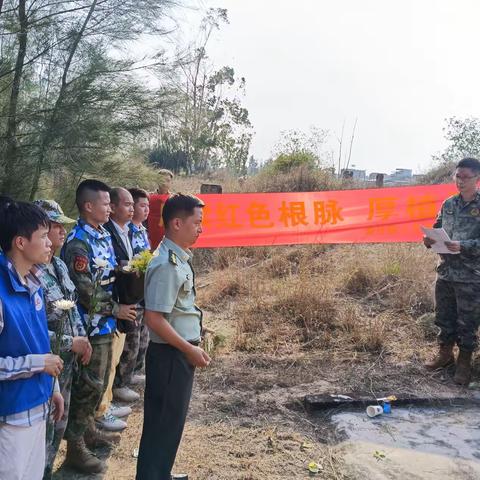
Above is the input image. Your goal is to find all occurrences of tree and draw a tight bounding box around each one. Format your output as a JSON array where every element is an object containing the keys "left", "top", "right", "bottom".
[
  {"left": 151, "top": 8, "right": 253, "bottom": 175},
  {"left": 272, "top": 127, "right": 329, "bottom": 167},
  {"left": 1, "top": 0, "right": 28, "bottom": 195},
  {"left": 424, "top": 117, "right": 480, "bottom": 184},
  {"left": 0, "top": 0, "right": 177, "bottom": 199},
  {"left": 435, "top": 117, "right": 480, "bottom": 161},
  {"left": 148, "top": 147, "right": 188, "bottom": 173}
]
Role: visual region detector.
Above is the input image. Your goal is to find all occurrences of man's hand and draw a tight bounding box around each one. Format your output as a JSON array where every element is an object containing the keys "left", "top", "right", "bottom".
[
  {"left": 185, "top": 345, "right": 211, "bottom": 368},
  {"left": 51, "top": 392, "right": 64, "bottom": 422},
  {"left": 116, "top": 304, "right": 137, "bottom": 322},
  {"left": 71, "top": 336, "right": 89, "bottom": 355},
  {"left": 423, "top": 236, "right": 436, "bottom": 248},
  {"left": 445, "top": 240, "right": 461, "bottom": 253},
  {"left": 81, "top": 340, "right": 93, "bottom": 365},
  {"left": 44, "top": 354, "right": 64, "bottom": 377},
  {"left": 72, "top": 337, "right": 92, "bottom": 365}
]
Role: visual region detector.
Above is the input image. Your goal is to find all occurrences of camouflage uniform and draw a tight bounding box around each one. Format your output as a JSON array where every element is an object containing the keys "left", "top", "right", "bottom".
[
  {"left": 432, "top": 192, "right": 480, "bottom": 351},
  {"left": 135, "top": 323, "right": 150, "bottom": 373},
  {"left": 115, "top": 223, "right": 150, "bottom": 387},
  {"left": 61, "top": 219, "right": 118, "bottom": 441},
  {"left": 38, "top": 257, "right": 86, "bottom": 480}
]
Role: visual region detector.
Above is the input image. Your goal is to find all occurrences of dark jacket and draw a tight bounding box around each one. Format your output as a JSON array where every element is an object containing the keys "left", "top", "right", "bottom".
[
  {"left": 103, "top": 220, "right": 132, "bottom": 267},
  {"left": 104, "top": 220, "right": 137, "bottom": 333}
]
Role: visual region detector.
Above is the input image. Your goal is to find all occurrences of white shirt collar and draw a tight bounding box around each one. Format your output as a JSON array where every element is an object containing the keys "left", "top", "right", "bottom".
[{"left": 111, "top": 219, "right": 130, "bottom": 237}]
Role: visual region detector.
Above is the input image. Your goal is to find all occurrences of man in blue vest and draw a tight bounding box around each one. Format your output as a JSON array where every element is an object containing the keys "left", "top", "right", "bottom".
[{"left": 0, "top": 199, "right": 64, "bottom": 480}]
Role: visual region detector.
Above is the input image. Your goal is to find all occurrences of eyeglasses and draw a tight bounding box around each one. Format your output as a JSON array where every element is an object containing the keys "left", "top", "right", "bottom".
[{"left": 453, "top": 173, "right": 478, "bottom": 181}]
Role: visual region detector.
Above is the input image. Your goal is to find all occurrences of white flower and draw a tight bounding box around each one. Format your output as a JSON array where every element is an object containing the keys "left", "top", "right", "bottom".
[
  {"left": 122, "top": 265, "right": 133, "bottom": 272},
  {"left": 93, "top": 257, "right": 108, "bottom": 269},
  {"left": 53, "top": 299, "right": 76, "bottom": 311}
]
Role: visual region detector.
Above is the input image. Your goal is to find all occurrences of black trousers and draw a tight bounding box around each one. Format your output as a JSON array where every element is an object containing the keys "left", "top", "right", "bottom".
[{"left": 136, "top": 342, "right": 195, "bottom": 480}]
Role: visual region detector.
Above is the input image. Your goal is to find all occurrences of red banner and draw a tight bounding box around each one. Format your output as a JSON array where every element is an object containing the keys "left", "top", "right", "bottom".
[{"left": 147, "top": 184, "right": 457, "bottom": 248}]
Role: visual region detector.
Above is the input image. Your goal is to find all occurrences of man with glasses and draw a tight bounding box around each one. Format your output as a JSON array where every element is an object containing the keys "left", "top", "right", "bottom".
[{"left": 424, "top": 157, "right": 480, "bottom": 385}]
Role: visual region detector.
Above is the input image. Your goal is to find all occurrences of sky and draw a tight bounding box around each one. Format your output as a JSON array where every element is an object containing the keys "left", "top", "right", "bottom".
[{"left": 171, "top": 0, "right": 480, "bottom": 174}]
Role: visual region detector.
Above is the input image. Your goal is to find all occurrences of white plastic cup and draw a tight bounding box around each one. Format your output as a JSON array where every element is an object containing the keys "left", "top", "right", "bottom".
[{"left": 366, "top": 405, "right": 383, "bottom": 418}]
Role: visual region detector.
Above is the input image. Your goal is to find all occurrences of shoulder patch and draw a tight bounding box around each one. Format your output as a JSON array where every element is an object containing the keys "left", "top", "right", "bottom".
[
  {"left": 168, "top": 250, "right": 178, "bottom": 266},
  {"left": 33, "top": 292, "right": 43, "bottom": 311},
  {"left": 74, "top": 255, "right": 89, "bottom": 273}
]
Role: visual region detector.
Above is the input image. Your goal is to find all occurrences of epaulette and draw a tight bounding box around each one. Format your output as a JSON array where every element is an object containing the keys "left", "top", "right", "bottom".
[
  {"left": 168, "top": 250, "right": 178, "bottom": 266},
  {"left": 445, "top": 193, "right": 458, "bottom": 202}
]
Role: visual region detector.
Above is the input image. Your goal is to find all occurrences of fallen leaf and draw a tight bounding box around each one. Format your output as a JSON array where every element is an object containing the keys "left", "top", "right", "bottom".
[
  {"left": 308, "top": 461, "right": 323, "bottom": 473},
  {"left": 301, "top": 441, "right": 314, "bottom": 451},
  {"left": 373, "top": 450, "right": 386, "bottom": 461}
]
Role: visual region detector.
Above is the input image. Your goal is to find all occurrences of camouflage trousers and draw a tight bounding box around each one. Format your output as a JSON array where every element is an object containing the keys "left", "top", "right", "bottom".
[
  {"left": 435, "top": 278, "right": 480, "bottom": 351},
  {"left": 64, "top": 334, "right": 113, "bottom": 441},
  {"left": 115, "top": 312, "right": 149, "bottom": 388},
  {"left": 43, "top": 352, "right": 75, "bottom": 480}
]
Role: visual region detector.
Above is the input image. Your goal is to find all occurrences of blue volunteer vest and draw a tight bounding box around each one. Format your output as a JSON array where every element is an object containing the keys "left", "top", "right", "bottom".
[
  {"left": 129, "top": 222, "right": 151, "bottom": 255},
  {"left": 62, "top": 219, "right": 117, "bottom": 336},
  {"left": 0, "top": 254, "right": 52, "bottom": 416}
]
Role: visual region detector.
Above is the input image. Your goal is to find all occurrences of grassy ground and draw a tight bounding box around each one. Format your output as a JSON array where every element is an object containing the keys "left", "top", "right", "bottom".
[{"left": 54, "top": 242, "right": 480, "bottom": 479}]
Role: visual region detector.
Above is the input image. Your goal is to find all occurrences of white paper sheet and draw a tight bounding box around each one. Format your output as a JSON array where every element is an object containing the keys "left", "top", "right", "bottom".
[{"left": 421, "top": 227, "right": 460, "bottom": 254}]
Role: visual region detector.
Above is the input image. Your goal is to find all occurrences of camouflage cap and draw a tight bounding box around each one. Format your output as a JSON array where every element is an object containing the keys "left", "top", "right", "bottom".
[{"left": 33, "top": 199, "right": 76, "bottom": 225}]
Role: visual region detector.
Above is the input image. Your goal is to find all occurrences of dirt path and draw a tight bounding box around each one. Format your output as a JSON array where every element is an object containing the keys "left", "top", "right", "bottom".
[
  {"left": 52, "top": 298, "right": 480, "bottom": 480},
  {"left": 53, "top": 350, "right": 480, "bottom": 479}
]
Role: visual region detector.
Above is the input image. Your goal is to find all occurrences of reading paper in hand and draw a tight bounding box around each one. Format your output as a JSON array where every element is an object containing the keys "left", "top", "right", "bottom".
[{"left": 421, "top": 227, "right": 460, "bottom": 254}]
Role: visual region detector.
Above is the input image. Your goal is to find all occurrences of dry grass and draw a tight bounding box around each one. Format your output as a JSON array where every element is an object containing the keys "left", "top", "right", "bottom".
[
  {"left": 194, "top": 243, "right": 438, "bottom": 364},
  {"left": 173, "top": 171, "right": 249, "bottom": 195},
  {"left": 52, "top": 240, "right": 460, "bottom": 480},
  {"left": 244, "top": 165, "right": 343, "bottom": 193},
  {"left": 171, "top": 165, "right": 362, "bottom": 195},
  {"left": 175, "top": 424, "right": 349, "bottom": 480},
  {"left": 200, "top": 270, "right": 250, "bottom": 311}
]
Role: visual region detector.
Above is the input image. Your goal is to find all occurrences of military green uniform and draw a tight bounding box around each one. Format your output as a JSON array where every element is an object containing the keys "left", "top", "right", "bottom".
[
  {"left": 432, "top": 192, "right": 480, "bottom": 351},
  {"left": 38, "top": 257, "right": 87, "bottom": 480},
  {"left": 136, "top": 237, "right": 202, "bottom": 480}
]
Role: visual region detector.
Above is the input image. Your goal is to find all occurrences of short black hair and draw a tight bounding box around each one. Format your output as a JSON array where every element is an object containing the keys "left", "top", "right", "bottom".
[
  {"left": 109, "top": 187, "right": 130, "bottom": 206},
  {"left": 456, "top": 157, "right": 480, "bottom": 174},
  {"left": 76, "top": 179, "right": 110, "bottom": 212},
  {"left": 162, "top": 193, "right": 204, "bottom": 228},
  {"left": 0, "top": 201, "right": 49, "bottom": 253},
  {"left": 0, "top": 195, "right": 13, "bottom": 209},
  {"left": 128, "top": 187, "right": 149, "bottom": 203}
]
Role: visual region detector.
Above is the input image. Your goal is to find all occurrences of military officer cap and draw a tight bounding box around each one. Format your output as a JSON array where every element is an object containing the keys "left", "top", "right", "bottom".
[{"left": 33, "top": 199, "right": 76, "bottom": 225}]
